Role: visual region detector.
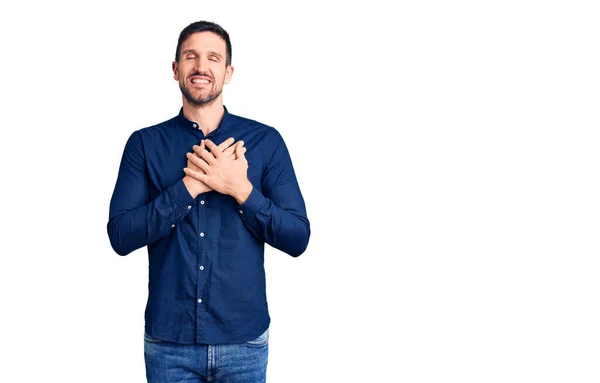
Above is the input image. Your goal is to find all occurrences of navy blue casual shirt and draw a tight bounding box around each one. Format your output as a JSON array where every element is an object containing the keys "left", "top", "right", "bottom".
[{"left": 107, "top": 106, "right": 310, "bottom": 344}]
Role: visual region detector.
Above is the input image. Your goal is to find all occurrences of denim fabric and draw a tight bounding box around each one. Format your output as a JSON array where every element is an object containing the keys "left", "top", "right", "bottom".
[{"left": 144, "top": 327, "right": 269, "bottom": 382}]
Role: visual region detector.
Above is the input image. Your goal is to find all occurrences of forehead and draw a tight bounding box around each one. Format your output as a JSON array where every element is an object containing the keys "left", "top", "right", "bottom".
[{"left": 181, "top": 32, "right": 227, "bottom": 54}]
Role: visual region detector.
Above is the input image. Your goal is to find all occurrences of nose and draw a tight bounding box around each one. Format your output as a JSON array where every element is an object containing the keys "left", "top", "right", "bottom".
[{"left": 193, "top": 55, "right": 209, "bottom": 73}]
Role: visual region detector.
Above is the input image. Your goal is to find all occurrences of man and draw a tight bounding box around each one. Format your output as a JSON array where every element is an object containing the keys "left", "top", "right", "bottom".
[{"left": 107, "top": 21, "right": 310, "bottom": 383}]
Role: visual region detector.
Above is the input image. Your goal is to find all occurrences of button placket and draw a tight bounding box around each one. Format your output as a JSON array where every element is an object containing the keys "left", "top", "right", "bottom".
[{"left": 196, "top": 197, "right": 208, "bottom": 329}]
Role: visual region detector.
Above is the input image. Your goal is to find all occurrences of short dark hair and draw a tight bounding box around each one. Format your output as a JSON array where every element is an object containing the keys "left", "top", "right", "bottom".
[{"left": 175, "top": 21, "right": 232, "bottom": 66}]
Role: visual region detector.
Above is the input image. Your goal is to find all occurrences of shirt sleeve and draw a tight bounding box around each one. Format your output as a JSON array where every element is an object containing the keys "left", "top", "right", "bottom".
[
  {"left": 236, "top": 130, "right": 311, "bottom": 257},
  {"left": 107, "top": 131, "right": 196, "bottom": 255}
]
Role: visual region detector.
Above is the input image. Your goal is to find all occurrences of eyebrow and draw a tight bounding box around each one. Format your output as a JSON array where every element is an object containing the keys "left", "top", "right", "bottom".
[{"left": 182, "top": 49, "right": 224, "bottom": 59}]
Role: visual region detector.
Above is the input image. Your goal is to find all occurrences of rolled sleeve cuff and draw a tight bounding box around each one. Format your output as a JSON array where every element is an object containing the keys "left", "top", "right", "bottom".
[
  {"left": 169, "top": 179, "right": 197, "bottom": 210},
  {"left": 237, "top": 186, "right": 267, "bottom": 219}
]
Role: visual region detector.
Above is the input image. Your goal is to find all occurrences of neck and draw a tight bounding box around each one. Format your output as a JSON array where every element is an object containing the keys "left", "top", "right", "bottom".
[{"left": 181, "top": 97, "right": 225, "bottom": 136}]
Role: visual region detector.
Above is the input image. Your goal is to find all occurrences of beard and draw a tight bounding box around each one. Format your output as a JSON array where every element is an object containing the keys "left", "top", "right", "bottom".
[{"left": 180, "top": 81, "right": 223, "bottom": 107}]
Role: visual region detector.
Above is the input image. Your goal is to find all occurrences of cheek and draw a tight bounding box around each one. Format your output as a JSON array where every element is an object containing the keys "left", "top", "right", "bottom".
[
  {"left": 220, "top": 72, "right": 231, "bottom": 84},
  {"left": 211, "top": 66, "right": 226, "bottom": 80},
  {"left": 176, "top": 64, "right": 192, "bottom": 79}
]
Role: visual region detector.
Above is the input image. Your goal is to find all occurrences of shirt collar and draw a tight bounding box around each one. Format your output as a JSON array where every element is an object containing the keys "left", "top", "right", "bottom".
[{"left": 177, "top": 105, "right": 231, "bottom": 137}]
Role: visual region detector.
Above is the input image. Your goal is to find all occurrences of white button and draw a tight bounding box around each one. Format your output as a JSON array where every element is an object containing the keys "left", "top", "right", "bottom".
[
  {"left": 193, "top": 124, "right": 197, "bottom": 128},
  {"left": 197, "top": 298, "right": 202, "bottom": 303},
  {"left": 171, "top": 224, "right": 175, "bottom": 228},
  {"left": 200, "top": 200, "right": 205, "bottom": 205},
  {"left": 199, "top": 266, "right": 204, "bottom": 270},
  {"left": 200, "top": 232, "right": 205, "bottom": 237},
  {"left": 187, "top": 205, "right": 192, "bottom": 209},
  {"left": 239, "top": 210, "right": 243, "bottom": 214}
]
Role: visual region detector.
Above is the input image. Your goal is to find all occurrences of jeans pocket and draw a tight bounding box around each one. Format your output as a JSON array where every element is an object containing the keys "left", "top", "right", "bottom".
[
  {"left": 245, "top": 328, "right": 269, "bottom": 346},
  {"left": 144, "top": 332, "right": 164, "bottom": 343}
]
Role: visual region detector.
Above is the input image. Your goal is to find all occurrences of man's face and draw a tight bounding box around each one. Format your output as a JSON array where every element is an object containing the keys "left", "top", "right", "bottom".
[{"left": 173, "top": 32, "right": 233, "bottom": 107}]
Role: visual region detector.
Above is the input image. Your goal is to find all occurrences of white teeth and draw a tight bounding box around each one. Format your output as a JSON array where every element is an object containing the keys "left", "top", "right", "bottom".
[{"left": 192, "top": 79, "right": 210, "bottom": 84}]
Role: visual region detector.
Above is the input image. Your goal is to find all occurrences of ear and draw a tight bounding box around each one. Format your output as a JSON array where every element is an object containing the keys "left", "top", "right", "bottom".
[
  {"left": 224, "top": 65, "right": 234, "bottom": 85},
  {"left": 172, "top": 61, "right": 180, "bottom": 81}
]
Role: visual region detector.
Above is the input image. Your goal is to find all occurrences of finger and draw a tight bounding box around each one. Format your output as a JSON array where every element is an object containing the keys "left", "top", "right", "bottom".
[
  {"left": 217, "top": 137, "right": 235, "bottom": 151},
  {"left": 183, "top": 167, "right": 208, "bottom": 182},
  {"left": 190, "top": 141, "right": 207, "bottom": 163},
  {"left": 192, "top": 139, "right": 207, "bottom": 157},
  {"left": 192, "top": 144, "right": 216, "bottom": 165},
  {"left": 223, "top": 144, "right": 236, "bottom": 158},
  {"left": 187, "top": 152, "right": 211, "bottom": 170},
  {"left": 187, "top": 156, "right": 207, "bottom": 171},
  {"left": 235, "top": 142, "right": 245, "bottom": 160},
  {"left": 187, "top": 151, "right": 207, "bottom": 169},
  {"left": 204, "top": 139, "right": 221, "bottom": 159},
  {"left": 223, "top": 139, "right": 244, "bottom": 157}
]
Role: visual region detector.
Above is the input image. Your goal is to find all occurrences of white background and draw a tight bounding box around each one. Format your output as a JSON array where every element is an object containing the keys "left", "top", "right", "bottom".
[{"left": 1, "top": 1, "right": 599, "bottom": 382}]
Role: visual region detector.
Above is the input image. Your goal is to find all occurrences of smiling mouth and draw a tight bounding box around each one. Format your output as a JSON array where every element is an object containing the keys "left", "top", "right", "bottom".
[{"left": 190, "top": 77, "right": 211, "bottom": 86}]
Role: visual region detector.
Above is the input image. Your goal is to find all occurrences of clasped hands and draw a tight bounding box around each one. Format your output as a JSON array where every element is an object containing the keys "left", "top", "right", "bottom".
[{"left": 183, "top": 137, "right": 253, "bottom": 204}]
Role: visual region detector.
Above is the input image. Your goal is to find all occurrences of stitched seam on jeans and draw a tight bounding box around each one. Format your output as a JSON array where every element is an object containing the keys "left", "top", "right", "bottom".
[
  {"left": 143, "top": 335, "right": 163, "bottom": 343},
  {"left": 214, "top": 345, "right": 223, "bottom": 379},
  {"left": 246, "top": 337, "right": 269, "bottom": 346}
]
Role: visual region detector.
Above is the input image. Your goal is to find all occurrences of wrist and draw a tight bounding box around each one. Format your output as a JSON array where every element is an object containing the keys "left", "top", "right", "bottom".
[
  {"left": 183, "top": 176, "right": 200, "bottom": 198},
  {"left": 232, "top": 180, "right": 253, "bottom": 205}
]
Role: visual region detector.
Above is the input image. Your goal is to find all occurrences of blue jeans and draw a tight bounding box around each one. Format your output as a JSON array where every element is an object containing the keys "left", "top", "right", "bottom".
[{"left": 144, "top": 328, "right": 269, "bottom": 382}]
